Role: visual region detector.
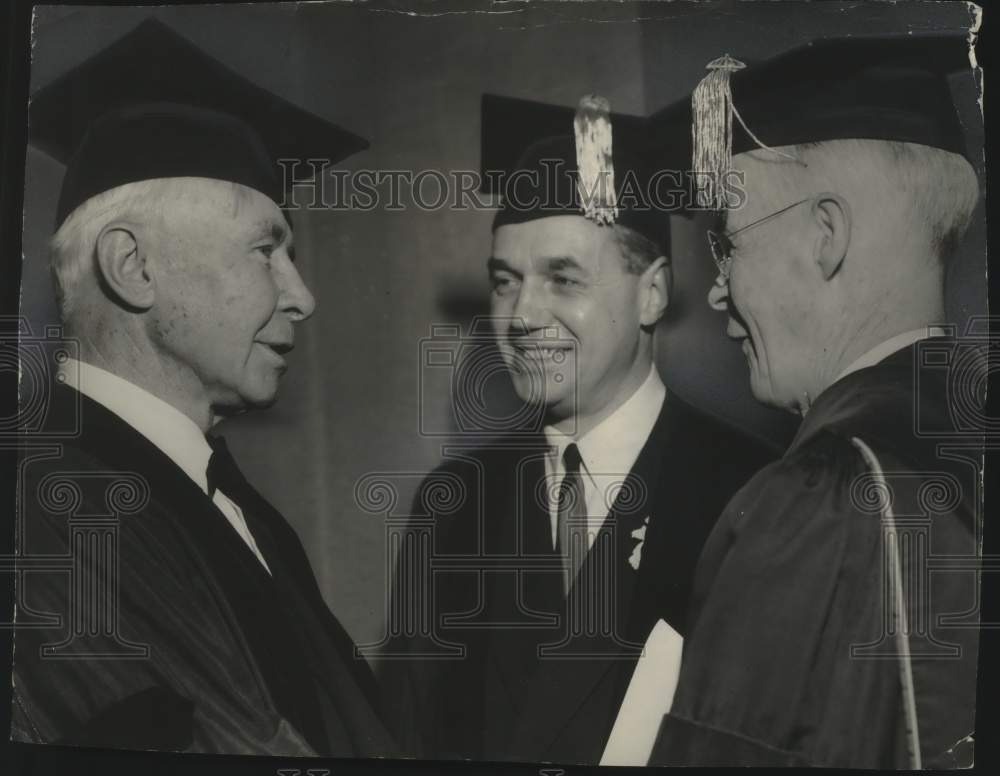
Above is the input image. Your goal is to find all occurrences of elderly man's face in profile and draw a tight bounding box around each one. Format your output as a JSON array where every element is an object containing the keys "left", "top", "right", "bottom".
[
  {"left": 147, "top": 179, "right": 316, "bottom": 414},
  {"left": 707, "top": 155, "right": 818, "bottom": 412},
  {"left": 488, "top": 215, "right": 646, "bottom": 426}
]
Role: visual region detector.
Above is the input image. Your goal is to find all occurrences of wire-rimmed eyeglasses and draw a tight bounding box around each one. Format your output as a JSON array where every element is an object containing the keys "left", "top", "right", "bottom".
[{"left": 707, "top": 197, "right": 813, "bottom": 280}]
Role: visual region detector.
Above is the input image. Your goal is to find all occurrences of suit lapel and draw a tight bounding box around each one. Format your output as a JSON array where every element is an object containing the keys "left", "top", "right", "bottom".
[
  {"left": 631, "top": 394, "right": 724, "bottom": 638},
  {"left": 503, "top": 399, "right": 678, "bottom": 760},
  {"left": 483, "top": 446, "right": 563, "bottom": 712}
]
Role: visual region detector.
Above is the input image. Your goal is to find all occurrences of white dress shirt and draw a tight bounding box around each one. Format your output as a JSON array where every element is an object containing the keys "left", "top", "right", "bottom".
[
  {"left": 835, "top": 326, "right": 948, "bottom": 384},
  {"left": 60, "top": 358, "right": 271, "bottom": 574},
  {"left": 543, "top": 365, "right": 666, "bottom": 551}
]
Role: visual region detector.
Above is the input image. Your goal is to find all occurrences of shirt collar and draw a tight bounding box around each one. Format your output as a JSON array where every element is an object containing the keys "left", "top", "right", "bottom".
[
  {"left": 835, "top": 326, "right": 948, "bottom": 384},
  {"left": 59, "top": 358, "right": 214, "bottom": 495},
  {"left": 544, "top": 365, "right": 666, "bottom": 483}
]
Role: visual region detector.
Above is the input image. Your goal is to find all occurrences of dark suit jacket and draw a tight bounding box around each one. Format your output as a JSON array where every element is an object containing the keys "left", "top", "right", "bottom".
[
  {"left": 382, "top": 390, "right": 774, "bottom": 764},
  {"left": 12, "top": 386, "right": 394, "bottom": 756}
]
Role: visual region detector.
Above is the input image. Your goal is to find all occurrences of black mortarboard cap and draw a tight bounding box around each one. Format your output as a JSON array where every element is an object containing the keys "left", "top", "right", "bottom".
[
  {"left": 648, "top": 33, "right": 977, "bottom": 210},
  {"left": 481, "top": 94, "right": 680, "bottom": 255},
  {"left": 728, "top": 34, "right": 972, "bottom": 155},
  {"left": 29, "top": 18, "right": 369, "bottom": 227}
]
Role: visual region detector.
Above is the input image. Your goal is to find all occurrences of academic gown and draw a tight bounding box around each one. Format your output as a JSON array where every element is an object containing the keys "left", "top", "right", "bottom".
[
  {"left": 11, "top": 386, "right": 395, "bottom": 757},
  {"left": 651, "top": 340, "right": 981, "bottom": 768},
  {"left": 382, "top": 391, "right": 774, "bottom": 764}
]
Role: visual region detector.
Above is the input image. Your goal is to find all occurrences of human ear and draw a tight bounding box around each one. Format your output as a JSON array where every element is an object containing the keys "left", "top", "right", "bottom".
[
  {"left": 813, "top": 194, "right": 851, "bottom": 280},
  {"left": 94, "top": 223, "right": 155, "bottom": 310},
  {"left": 639, "top": 256, "right": 670, "bottom": 327}
]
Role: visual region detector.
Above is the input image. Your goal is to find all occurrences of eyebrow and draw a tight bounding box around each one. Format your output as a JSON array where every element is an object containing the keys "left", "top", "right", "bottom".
[
  {"left": 252, "top": 221, "right": 295, "bottom": 260},
  {"left": 487, "top": 255, "right": 588, "bottom": 276},
  {"left": 487, "top": 257, "right": 521, "bottom": 277},
  {"left": 250, "top": 220, "right": 286, "bottom": 241},
  {"left": 542, "top": 256, "right": 586, "bottom": 274}
]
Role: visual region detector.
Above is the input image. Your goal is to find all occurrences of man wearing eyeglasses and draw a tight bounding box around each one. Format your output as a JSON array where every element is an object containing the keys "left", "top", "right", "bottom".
[
  {"left": 650, "top": 36, "right": 983, "bottom": 768},
  {"left": 705, "top": 195, "right": 852, "bottom": 411}
]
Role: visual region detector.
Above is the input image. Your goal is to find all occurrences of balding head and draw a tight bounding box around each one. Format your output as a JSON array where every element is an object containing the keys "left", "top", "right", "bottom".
[
  {"left": 706, "top": 139, "right": 979, "bottom": 413},
  {"left": 49, "top": 177, "right": 315, "bottom": 430},
  {"left": 740, "top": 139, "right": 979, "bottom": 264}
]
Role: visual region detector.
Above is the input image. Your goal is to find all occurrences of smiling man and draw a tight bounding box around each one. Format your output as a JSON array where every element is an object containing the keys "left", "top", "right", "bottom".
[
  {"left": 12, "top": 21, "right": 392, "bottom": 756},
  {"left": 384, "top": 95, "right": 772, "bottom": 765},
  {"left": 489, "top": 214, "right": 662, "bottom": 442},
  {"left": 651, "top": 35, "right": 982, "bottom": 768}
]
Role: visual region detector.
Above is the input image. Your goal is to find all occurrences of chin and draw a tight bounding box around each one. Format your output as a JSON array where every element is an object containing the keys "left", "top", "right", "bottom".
[
  {"left": 541, "top": 401, "right": 577, "bottom": 429},
  {"left": 214, "top": 392, "right": 278, "bottom": 418},
  {"left": 509, "top": 374, "right": 574, "bottom": 422},
  {"left": 749, "top": 386, "right": 781, "bottom": 410},
  {"left": 538, "top": 381, "right": 576, "bottom": 411},
  {"left": 747, "top": 371, "right": 778, "bottom": 409},
  {"left": 507, "top": 369, "right": 548, "bottom": 404},
  {"left": 249, "top": 393, "right": 279, "bottom": 410},
  {"left": 238, "top": 378, "right": 282, "bottom": 409},
  {"left": 750, "top": 377, "right": 802, "bottom": 414}
]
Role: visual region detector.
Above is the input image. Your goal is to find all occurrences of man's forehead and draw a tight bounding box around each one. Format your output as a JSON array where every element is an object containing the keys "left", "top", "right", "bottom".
[
  {"left": 725, "top": 152, "right": 781, "bottom": 229},
  {"left": 172, "top": 178, "right": 276, "bottom": 213},
  {"left": 493, "top": 215, "right": 605, "bottom": 261},
  {"left": 250, "top": 213, "right": 292, "bottom": 240},
  {"left": 227, "top": 182, "right": 290, "bottom": 237},
  {"left": 731, "top": 147, "right": 801, "bottom": 188}
]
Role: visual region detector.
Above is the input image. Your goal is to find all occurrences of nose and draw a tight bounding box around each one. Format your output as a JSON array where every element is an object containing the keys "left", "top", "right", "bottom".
[
  {"left": 509, "top": 278, "right": 549, "bottom": 334},
  {"left": 277, "top": 260, "right": 317, "bottom": 322},
  {"left": 707, "top": 273, "right": 729, "bottom": 312}
]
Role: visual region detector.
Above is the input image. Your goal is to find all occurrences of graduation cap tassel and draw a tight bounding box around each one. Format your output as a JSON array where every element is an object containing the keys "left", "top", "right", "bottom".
[
  {"left": 691, "top": 54, "right": 745, "bottom": 210},
  {"left": 574, "top": 95, "right": 618, "bottom": 225}
]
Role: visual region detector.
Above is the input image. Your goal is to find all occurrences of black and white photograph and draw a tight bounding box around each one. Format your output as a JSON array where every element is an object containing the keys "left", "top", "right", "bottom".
[{"left": 0, "top": 0, "right": 992, "bottom": 773}]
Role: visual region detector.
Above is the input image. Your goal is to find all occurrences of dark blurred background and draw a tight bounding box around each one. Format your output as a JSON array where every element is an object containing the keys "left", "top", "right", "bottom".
[{"left": 20, "top": 0, "right": 985, "bottom": 655}]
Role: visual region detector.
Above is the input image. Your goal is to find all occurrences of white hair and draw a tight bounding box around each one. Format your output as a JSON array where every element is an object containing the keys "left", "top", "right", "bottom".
[
  {"left": 745, "top": 139, "right": 980, "bottom": 262},
  {"left": 49, "top": 177, "right": 255, "bottom": 321}
]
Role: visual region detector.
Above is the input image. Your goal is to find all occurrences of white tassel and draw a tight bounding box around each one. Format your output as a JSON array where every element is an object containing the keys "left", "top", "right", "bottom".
[
  {"left": 691, "top": 54, "right": 745, "bottom": 210},
  {"left": 574, "top": 95, "right": 618, "bottom": 225}
]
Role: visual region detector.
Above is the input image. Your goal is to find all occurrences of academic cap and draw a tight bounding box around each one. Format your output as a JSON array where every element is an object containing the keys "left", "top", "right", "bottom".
[
  {"left": 481, "top": 94, "right": 684, "bottom": 255},
  {"left": 29, "top": 18, "right": 369, "bottom": 227},
  {"left": 654, "top": 33, "right": 976, "bottom": 209}
]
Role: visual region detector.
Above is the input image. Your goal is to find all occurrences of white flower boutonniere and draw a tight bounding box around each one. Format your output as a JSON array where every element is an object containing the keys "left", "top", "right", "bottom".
[{"left": 627, "top": 515, "right": 651, "bottom": 571}]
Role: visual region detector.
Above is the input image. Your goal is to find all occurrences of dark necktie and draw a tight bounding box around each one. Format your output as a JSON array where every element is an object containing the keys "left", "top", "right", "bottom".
[
  {"left": 205, "top": 434, "right": 271, "bottom": 568},
  {"left": 205, "top": 434, "right": 247, "bottom": 502},
  {"left": 556, "top": 442, "right": 587, "bottom": 596}
]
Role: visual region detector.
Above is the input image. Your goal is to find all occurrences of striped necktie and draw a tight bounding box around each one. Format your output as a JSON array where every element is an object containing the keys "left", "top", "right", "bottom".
[{"left": 555, "top": 442, "right": 586, "bottom": 596}]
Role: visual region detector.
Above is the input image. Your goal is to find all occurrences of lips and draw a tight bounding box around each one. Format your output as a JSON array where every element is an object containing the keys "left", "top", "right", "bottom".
[
  {"left": 725, "top": 317, "right": 748, "bottom": 340},
  {"left": 255, "top": 340, "right": 294, "bottom": 361},
  {"left": 722, "top": 314, "right": 756, "bottom": 362},
  {"left": 508, "top": 341, "right": 572, "bottom": 363}
]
